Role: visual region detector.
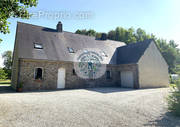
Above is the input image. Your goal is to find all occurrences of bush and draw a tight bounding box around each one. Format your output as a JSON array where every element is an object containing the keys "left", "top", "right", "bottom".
[
  {"left": 3, "top": 68, "right": 11, "bottom": 79},
  {"left": 0, "top": 68, "right": 7, "bottom": 80},
  {"left": 168, "top": 79, "right": 180, "bottom": 116}
]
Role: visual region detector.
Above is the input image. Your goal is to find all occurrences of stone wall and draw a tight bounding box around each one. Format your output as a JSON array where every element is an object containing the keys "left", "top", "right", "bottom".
[{"left": 18, "top": 59, "right": 138, "bottom": 91}]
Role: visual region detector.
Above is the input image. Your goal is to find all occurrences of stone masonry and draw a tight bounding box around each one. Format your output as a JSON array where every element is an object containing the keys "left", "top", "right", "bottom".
[{"left": 17, "top": 59, "right": 139, "bottom": 91}]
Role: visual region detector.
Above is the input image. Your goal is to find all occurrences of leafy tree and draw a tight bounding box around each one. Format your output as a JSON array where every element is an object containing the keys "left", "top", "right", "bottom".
[
  {"left": 0, "top": 0, "right": 38, "bottom": 42},
  {"left": 125, "top": 27, "right": 137, "bottom": 44},
  {"left": 75, "top": 29, "right": 82, "bottom": 34},
  {"left": 2, "top": 50, "right": 12, "bottom": 70},
  {"left": 0, "top": 68, "right": 7, "bottom": 80},
  {"left": 87, "top": 29, "right": 96, "bottom": 36},
  {"left": 169, "top": 40, "right": 178, "bottom": 48},
  {"left": 2, "top": 50, "right": 12, "bottom": 79},
  {"left": 75, "top": 29, "right": 96, "bottom": 37},
  {"left": 156, "top": 39, "right": 178, "bottom": 73},
  {"left": 95, "top": 32, "right": 102, "bottom": 40},
  {"left": 135, "top": 28, "right": 147, "bottom": 42},
  {"left": 107, "top": 30, "right": 116, "bottom": 40}
]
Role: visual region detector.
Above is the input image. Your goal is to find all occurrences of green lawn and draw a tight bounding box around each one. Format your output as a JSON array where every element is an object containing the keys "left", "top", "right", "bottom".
[{"left": 0, "top": 80, "right": 11, "bottom": 86}]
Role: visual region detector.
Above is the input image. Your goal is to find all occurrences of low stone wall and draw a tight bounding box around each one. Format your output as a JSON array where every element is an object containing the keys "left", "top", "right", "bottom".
[{"left": 18, "top": 59, "right": 138, "bottom": 91}]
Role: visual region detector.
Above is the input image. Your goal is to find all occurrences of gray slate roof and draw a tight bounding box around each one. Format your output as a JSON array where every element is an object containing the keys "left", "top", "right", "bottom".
[
  {"left": 16, "top": 22, "right": 126, "bottom": 64},
  {"left": 16, "top": 22, "right": 153, "bottom": 65},
  {"left": 117, "top": 39, "right": 153, "bottom": 64}
]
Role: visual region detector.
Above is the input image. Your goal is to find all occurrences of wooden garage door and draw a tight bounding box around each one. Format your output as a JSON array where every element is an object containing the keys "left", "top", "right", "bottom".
[{"left": 121, "top": 71, "right": 134, "bottom": 88}]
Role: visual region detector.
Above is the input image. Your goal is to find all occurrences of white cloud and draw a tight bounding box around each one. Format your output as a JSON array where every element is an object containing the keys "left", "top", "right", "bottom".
[{"left": 0, "top": 55, "right": 4, "bottom": 68}]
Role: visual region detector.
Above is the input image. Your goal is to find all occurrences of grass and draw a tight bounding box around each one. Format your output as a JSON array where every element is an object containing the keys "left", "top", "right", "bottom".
[
  {"left": 170, "top": 84, "right": 176, "bottom": 88},
  {"left": 0, "top": 80, "right": 11, "bottom": 86}
]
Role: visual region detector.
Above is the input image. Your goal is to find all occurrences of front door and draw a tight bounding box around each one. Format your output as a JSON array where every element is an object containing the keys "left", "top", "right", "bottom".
[{"left": 57, "top": 68, "right": 65, "bottom": 89}]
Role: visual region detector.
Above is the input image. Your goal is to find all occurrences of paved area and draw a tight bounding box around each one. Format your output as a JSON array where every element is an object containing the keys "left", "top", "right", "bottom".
[{"left": 0, "top": 87, "right": 180, "bottom": 127}]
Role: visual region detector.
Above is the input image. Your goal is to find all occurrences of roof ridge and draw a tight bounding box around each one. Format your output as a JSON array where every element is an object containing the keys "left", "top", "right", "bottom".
[
  {"left": 118, "top": 39, "right": 152, "bottom": 49},
  {"left": 17, "top": 21, "right": 54, "bottom": 30},
  {"left": 17, "top": 21, "right": 126, "bottom": 44}
]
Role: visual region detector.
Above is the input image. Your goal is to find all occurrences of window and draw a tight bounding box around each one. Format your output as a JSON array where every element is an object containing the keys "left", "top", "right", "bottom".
[
  {"left": 67, "top": 47, "right": 75, "bottom": 53},
  {"left": 106, "top": 71, "right": 111, "bottom": 79},
  {"left": 101, "top": 51, "right": 108, "bottom": 57},
  {"left": 83, "top": 49, "right": 88, "bottom": 53},
  {"left": 72, "top": 69, "right": 76, "bottom": 75},
  {"left": 35, "top": 68, "right": 43, "bottom": 80},
  {"left": 34, "top": 43, "right": 43, "bottom": 49},
  {"left": 118, "top": 71, "right": 121, "bottom": 77}
]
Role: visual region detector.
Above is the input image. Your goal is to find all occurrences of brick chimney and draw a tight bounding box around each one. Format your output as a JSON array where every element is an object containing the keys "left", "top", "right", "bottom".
[{"left": 56, "top": 21, "right": 63, "bottom": 32}]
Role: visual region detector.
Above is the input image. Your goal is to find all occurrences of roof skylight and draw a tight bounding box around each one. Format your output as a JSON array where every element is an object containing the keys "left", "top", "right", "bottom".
[
  {"left": 101, "top": 51, "right": 108, "bottom": 57},
  {"left": 67, "top": 47, "right": 75, "bottom": 53},
  {"left": 34, "top": 43, "right": 43, "bottom": 49}
]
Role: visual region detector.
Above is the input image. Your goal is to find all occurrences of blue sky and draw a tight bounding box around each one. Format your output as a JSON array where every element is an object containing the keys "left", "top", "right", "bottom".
[{"left": 0, "top": 0, "right": 180, "bottom": 67}]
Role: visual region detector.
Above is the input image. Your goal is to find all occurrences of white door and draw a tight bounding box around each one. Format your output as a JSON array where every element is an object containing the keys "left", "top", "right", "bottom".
[
  {"left": 57, "top": 68, "right": 65, "bottom": 89},
  {"left": 121, "top": 71, "right": 134, "bottom": 88}
]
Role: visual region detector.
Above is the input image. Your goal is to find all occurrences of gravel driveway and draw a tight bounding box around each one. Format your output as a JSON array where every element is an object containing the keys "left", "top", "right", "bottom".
[{"left": 0, "top": 87, "right": 179, "bottom": 127}]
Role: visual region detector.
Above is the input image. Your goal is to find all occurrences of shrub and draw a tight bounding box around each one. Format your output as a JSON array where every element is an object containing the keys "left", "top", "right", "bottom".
[
  {"left": 168, "top": 79, "right": 180, "bottom": 116},
  {"left": 0, "top": 68, "right": 7, "bottom": 80}
]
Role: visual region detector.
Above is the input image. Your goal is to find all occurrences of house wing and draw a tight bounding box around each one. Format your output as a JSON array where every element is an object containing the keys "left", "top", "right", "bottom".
[{"left": 117, "top": 39, "right": 153, "bottom": 64}]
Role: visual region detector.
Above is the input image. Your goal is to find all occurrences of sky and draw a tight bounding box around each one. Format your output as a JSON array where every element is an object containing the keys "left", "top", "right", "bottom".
[{"left": 0, "top": 0, "right": 180, "bottom": 67}]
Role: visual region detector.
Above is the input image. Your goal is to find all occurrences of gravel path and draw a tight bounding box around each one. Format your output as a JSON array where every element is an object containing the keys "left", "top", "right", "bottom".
[{"left": 0, "top": 87, "right": 179, "bottom": 127}]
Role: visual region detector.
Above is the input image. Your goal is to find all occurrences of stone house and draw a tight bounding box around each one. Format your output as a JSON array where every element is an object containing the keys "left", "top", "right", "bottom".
[{"left": 11, "top": 22, "right": 169, "bottom": 91}]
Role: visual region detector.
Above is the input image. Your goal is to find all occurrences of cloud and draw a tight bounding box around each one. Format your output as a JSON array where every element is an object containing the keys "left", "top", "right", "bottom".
[{"left": 0, "top": 55, "right": 4, "bottom": 68}]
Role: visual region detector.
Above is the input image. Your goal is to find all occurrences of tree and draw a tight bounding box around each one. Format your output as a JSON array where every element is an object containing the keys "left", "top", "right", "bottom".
[
  {"left": 0, "top": 0, "right": 38, "bottom": 42},
  {"left": 107, "top": 30, "right": 116, "bottom": 40},
  {"left": 135, "top": 28, "right": 147, "bottom": 42},
  {"left": 156, "top": 39, "right": 179, "bottom": 73},
  {"left": 169, "top": 40, "right": 178, "bottom": 48},
  {"left": 125, "top": 27, "right": 137, "bottom": 44},
  {"left": 87, "top": 29, "right": 96, "bottom": 36},
  {"left": 95, "top": 32, "right": 102, "bottom": 40},
  {"left": 2, "top": 51, "right": 12, "bottom": 70},
  {"left": 75, "top": 29, "right": 96, "bottom": 37},
  {"left": 2, "top": 50, "right": 12, "bottom": 79}
]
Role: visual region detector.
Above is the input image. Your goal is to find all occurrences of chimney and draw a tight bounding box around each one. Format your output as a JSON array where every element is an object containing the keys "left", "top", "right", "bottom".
[{"left": 56, "top": 21, "right": 63, "bottom": 32}]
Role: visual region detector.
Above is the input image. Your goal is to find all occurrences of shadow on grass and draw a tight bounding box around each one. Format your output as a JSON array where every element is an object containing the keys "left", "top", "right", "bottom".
[
  {"left": 144, "top": 112, "right": 180, "bottom": 127},
  {"left": 0, "top": 85, "right": 15, "bottom": 94}
]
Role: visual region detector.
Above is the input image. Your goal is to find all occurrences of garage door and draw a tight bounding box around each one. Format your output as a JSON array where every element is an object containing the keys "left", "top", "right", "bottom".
[{"left": 121, "top": 71, "right": 134, "bottom": 88}]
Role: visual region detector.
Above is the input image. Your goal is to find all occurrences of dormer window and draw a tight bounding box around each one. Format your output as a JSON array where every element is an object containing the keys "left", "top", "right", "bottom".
[
  {"left": 101, "top": 51, "right": 108, "bottom": 57},
  {"left": 34, "top": 43, "right": 43, "bottom": 49},
  {"left": 67, "top": 47, "right": 75, "bottom": 53}
]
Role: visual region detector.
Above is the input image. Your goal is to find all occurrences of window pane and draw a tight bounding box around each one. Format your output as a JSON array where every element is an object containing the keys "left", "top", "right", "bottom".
[
  {"left": 35, "top": 68, "right": 43, "bottom": 79},
  {"left": 73, "top": 69, "right": 76, "bottom": 75},
  {"left": 67, "top": 47, "right": 74, "bottom": 53},
  {"left": 106, "top": 71, "right": 111, "bottom": 79},
  {"left": 34, "top": 43, "right": 43, "bottom": 49}
]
